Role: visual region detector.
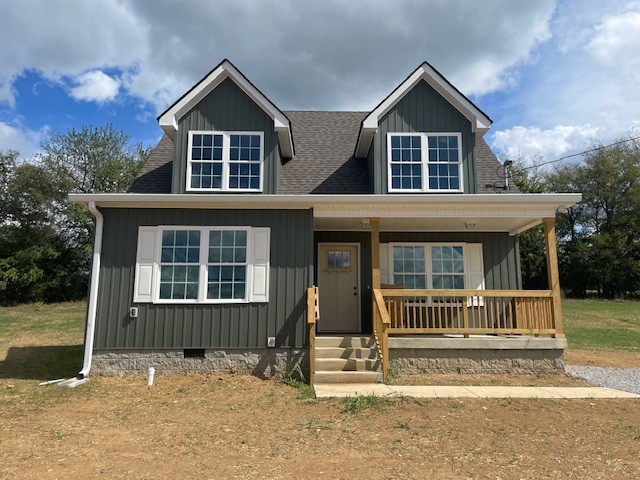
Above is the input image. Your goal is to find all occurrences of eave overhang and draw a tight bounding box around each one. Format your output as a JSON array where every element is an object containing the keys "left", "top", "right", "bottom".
[
  {"left": 69, "top": 193, "right": 581, "bottom": 236},
  {"left": 355, "top": 62, "right": 493, "bottom": 158},
  {"left": 157, "top": 59, "right": 294, "bottom": 158}
]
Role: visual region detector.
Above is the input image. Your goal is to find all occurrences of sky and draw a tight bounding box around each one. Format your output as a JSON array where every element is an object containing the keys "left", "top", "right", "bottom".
[{"left": 1, "top": 0, "right": 639, "bottom": 165}]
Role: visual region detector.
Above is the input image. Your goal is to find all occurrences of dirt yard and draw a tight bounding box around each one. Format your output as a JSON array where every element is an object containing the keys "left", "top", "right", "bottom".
[
  {"left": 1, "top": 373, "right": 639, "bottom": 480},
  {"left": 1, "top": 302, "right": 639, "bottom": 479}
]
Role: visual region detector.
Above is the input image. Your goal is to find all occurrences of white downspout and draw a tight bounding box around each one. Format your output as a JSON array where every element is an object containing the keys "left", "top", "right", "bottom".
[{"left": 78, "top": 201, "right": 103, "bottom": 379}]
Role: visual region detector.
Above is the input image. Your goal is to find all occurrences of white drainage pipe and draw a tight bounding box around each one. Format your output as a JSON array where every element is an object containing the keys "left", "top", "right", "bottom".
[
  {"left": 78, "top": 201, "right": 104, "bottom": 379},
  {"left": 147, "top": 367, "right": 156, "bottom": 388}
]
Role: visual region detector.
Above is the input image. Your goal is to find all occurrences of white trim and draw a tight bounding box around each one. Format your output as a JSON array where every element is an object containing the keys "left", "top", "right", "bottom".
[
  {"left": 317, "top": 242, "right": 362, "bottom": 333},
  {"left": 388, "top": 242, "right": 470, "bottom": 290},
  {"left": 185, "top": 130, "right": 264, "bottom": 192},
  {"left": 69, "top": 193, "right": 582, "bottom": 209},
  {"left": 386, "top": 132, "right": 464, "bottom": 193},
  {"left": 144, "top": 225, "right": 266, "bottom": 305},
  {"left": 356, "top": 62, "right": 492, "bottom": 158},
  {"left": 158, "top": 60, "right": 293, "bottom": 157},
  {"left": 69, "top": 193, "right": 581, "bottom": 235},
  {"left": 79, "top": 201, "right": 103, "bottom": 378}
]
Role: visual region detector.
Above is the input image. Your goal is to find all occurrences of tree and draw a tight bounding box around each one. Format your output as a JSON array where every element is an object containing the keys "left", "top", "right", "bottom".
[
  {"left": 0, "top": 126, "right": 149, "bottom": 304},
  {"left": 43, "top": 124, "right": 148, "bottom": 194},
  {"left": 510, "top": 134, "right": 640, "bottom": 298},
  {"left": 509, "top": 156, "right": 548, "bottom": 289}
]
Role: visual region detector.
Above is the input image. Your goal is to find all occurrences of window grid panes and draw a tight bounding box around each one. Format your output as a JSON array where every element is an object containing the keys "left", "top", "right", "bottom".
[
  {"left": 427, "top": 135, "right": 460, "bottom": 190},
  {"left": 327, "top": 250, "right": 351, "bottom": 269},
  {"left": 390, "top": 244, "right": 466, "bottom": 290},
  {"left": 387, "top": 133, "right": 462, "bottom": 192},
  {"left": 389, "top": 135, "right": 422, "bottom": 190},
  {"left": 392, "top": 246, "right": 426, "bottom": 289},
  {"left": 431, "top": 246, "right": 465, "bottom": 289},
  {"left": 188, "top": 131, "right": 262, "bottom": 191},
  {"left": 229, "top": 134, "right": 261, "bottom": 190},
  {"left": 207, "top": 230, "right": 248, "bottom": 300},
  {"left": 159, "top": 230, "right": 201, "bottom": 300},
  {"left": 190, "top": 133, "right": 223, "bottom": 189}
]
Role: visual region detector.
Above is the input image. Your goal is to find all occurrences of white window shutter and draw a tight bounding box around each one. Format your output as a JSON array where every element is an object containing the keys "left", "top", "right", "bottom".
[
  {"left": 466, "top": 243, "right": 485, "bottom": 306},
  {"left": 379, "top": 244, "right": 389, "bottom": 284},
  {"left": 249, "top": 227, "right": 270, "bottom": 302},
  {"left": 133, "top": 226, "right": 157, "bottom": 303}
]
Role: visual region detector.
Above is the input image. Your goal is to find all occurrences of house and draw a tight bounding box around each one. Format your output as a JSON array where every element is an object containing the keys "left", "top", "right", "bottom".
[{"left": 69, "top": 59, "right": 581, "bottom": 383}]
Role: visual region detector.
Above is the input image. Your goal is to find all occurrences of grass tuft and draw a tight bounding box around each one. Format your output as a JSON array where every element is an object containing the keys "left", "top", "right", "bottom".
[{"left": 342, "top": 394, "right": 386, "bottom": 414}]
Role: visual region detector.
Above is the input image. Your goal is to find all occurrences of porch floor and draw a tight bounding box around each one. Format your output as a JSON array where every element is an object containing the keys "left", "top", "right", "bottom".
[{"left": 313, "top": 384, "right": 639, "bottom": 399}]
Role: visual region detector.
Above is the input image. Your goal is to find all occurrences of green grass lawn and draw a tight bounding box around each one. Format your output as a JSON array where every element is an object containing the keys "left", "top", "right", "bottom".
[
  {"left": 563, "top": 299, "right": 640, "bottom": 352},
  {"left": 0, "top": 298, "right": 638, "bottom": 381},
  {"left": 0, "top": 302, "right": 86, "bottom": 380}
]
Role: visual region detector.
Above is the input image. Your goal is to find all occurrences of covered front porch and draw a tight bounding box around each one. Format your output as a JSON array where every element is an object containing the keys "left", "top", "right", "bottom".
[{"left": 308, "top": 194, "right": 579, "bottom": 381}]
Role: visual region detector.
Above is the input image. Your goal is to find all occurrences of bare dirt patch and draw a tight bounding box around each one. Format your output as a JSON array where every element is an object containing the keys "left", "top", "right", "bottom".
[
  {"left": 565, "top": 349, "right": 640, "bottom": 368},
  {"left": 1, "top": 374, "right": 639, "bottom": 480}
]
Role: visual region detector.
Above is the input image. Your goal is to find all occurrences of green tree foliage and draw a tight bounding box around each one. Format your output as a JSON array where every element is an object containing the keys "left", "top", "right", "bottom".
[
  {"left": 0, "top": 125, "right": 149, "bottom": 304},
  {"left": 512, "top": 134, "right": 640, "bottom": 298},
  {"left": 509, "top": 156, "right": 548, "bottom": 290}
]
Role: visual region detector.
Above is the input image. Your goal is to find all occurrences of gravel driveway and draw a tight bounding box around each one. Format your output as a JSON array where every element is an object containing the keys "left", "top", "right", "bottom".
[{"left": 566, "top": 365, "right": 640, "bottom": 395}]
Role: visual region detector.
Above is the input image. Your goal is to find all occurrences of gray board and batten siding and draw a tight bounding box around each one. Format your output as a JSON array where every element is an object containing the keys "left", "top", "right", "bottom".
[
  {"left": 94, "top": 208, "right": 314, "bottom": 351},
  {"left": 367, "top": 79, "right": 477, "bottom": 194},
  {"left": 170, "top": 77, "right": 282, "bottom": 194},
  {"left": 315, "top": 231, "right": 521, "bottom": 334}
]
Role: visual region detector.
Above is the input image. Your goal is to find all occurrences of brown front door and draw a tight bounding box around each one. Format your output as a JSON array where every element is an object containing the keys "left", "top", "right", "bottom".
[{"left": 317, "top": 244, "right": 360, "bottom": 332}]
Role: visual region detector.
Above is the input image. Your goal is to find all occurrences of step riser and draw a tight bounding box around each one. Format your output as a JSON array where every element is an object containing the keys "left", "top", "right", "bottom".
[
  {"left": 315, "top": 347, "right": 377, "bottom": 359},
  {"left": 313, "top": 371, "right": 383, "bottom": 384},
  {"left": 316, "top": 358, "right": 381, "bottom": 371},
  {"left": 315, "top": 336, "right": 376, "bottom": 348}
]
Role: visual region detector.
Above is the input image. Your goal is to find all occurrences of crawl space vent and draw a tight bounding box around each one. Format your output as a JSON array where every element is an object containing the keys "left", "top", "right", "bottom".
[{"left": 184, "top": 348, "right": 205, "bottom": 359}]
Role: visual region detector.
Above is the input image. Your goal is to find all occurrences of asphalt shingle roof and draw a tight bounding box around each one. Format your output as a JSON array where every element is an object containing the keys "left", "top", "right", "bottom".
[
  {"left": 128, "top": 113, "right": 507, "bottom": 195},
  {"left": 280, "top": 111, "right": 370, "bottom": 194},
  {"left": 127, "top": 134, "right": 173, "bottom": 193},
  {"left": 475, "top": 138, "right": 519, "bottom": 193}
]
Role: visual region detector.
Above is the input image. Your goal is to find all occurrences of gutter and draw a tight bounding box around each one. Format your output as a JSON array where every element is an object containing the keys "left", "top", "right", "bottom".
[
  {"left": 78, "top": 201, "right": 104, "bottom": 379},
  {"left": 68, "top": 192, "right": 583, "bottom": 210}
]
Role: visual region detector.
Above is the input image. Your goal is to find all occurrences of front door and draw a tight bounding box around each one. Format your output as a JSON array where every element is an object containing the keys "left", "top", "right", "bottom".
[{"left": 317, "top": 244, "right": 359, "bottom": 332}]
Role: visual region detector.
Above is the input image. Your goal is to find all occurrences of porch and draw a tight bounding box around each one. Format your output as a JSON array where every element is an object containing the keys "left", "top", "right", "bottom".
[{"left": 309, "top": 204, "right": 570, "bottom": 382}]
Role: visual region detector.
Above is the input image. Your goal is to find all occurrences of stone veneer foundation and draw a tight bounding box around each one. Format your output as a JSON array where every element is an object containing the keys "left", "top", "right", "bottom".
[
  {"left": 92, "top": 349, "right": 308, "bottom": 378},
  {"left": 389, "top": 336, "right": 567, "bottom": 374}
]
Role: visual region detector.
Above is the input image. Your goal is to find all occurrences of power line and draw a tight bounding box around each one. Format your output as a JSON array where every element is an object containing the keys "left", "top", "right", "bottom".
[{"left": 520, "top": 135, "right": 640, "bottom": 171}]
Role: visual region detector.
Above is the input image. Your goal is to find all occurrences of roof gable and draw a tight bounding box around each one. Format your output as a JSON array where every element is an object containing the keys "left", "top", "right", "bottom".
[
  {"left": 355, "top": 62, "right": 493, "bottom": 158},
  {"left": 157, "top": 59, "right": 294, "bottom": 158}
]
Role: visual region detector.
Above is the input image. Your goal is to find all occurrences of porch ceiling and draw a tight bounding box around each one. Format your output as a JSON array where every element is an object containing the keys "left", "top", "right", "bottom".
[
  {"left": 314, "top": 216, "right": 541, "bottom": 234},
  {"left": 312, "top": 195, "right": 581, "bottom": 235}
]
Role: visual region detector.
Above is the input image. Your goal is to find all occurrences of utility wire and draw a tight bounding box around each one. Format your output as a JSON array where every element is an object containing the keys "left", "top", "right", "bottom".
[{"left": 519, "top": 135, "right": 640, "bottom": 171}]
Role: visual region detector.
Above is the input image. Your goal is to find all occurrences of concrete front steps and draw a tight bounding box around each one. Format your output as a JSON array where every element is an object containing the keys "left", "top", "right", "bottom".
[{"left": 313, "top": 335, "right": 383, "bottom": 384}]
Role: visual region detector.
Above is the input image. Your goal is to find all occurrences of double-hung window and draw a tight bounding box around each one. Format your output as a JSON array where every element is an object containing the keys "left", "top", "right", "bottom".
[
  {"left": 387, "top": 133, "right": 463, "bottom": 192},
  {"left": 187, "top": 131, "right": 263, "bottom": 192},
  {"left": 134, "top": 226, "right": 270, "bottom": 304},
  {"left": 390, "top": 244, "right": 469, "bottom": 290}
]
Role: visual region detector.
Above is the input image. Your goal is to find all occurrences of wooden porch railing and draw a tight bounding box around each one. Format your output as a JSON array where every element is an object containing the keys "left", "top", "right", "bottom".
[
  {"left": 307, "top": 286, "right": 319, "bottom": 383},
  {"left": 381, "top": 289, "right": 558, "bottom": 337},
  {"left": 372, "top": 289, "right": 391, "bottom": 379}
]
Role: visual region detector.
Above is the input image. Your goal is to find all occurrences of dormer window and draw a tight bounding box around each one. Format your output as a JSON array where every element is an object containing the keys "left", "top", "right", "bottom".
[
  {"left": 387, "top": 133, "right": 463, "bottom": 193},
  {"left": 187, "top": 131, "right": 263, "bottom": 192}
]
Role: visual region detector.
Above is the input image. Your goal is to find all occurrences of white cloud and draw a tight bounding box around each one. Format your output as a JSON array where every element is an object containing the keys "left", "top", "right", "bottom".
[
  {"left": 0, "top": 121, "right": 47, "bottom": 158},
  {"left": 0, "top": 0, "right": 146, "bottom": 105},
  {"left": 0, "top": 0, "right": 556, "bottom": 112},
  {"left": 587, "top": 10, "right": 640, "bottom": 81},
  {"left": 491, "top": 124, "right": 599, "bottom": 162},
  {"left": 69, "top": 70, "right": 120, "bottom": 103},
  {"left": 490, "top": 1, "right": 640, "bottom": 156}
]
